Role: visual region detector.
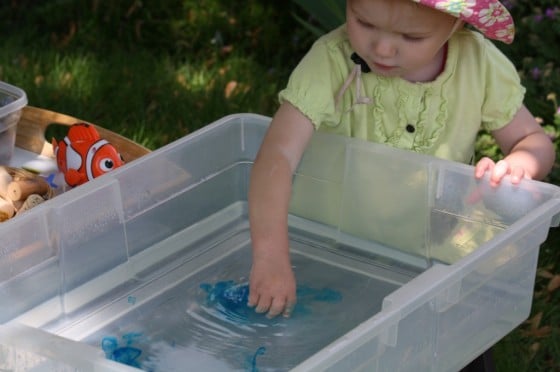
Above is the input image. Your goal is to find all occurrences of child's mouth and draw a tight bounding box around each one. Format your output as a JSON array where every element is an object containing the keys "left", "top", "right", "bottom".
[{"left": 373, "top": 62, "right": 396, "bottom": 71}]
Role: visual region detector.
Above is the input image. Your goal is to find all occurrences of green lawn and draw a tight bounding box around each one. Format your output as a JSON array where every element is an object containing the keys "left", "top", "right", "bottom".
[{"left": 1, "top": 1, "right": 559, "bottom": 370}]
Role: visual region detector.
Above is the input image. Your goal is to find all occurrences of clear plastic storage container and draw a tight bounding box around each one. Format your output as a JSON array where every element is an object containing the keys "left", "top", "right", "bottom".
[
  {"left": 0, "top": 114, "right": 559, "bottom": 371},
  {"left": 0, "top": 81, "right": 27, "bottom": 164}
]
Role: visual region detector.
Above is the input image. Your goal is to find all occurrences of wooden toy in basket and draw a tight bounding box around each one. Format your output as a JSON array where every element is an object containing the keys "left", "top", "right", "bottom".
[
  {"left": 0, "top": 165, "right": 54, "bottom": 221},
  {"left": 0, "top": 106, "right": 151, "bottom": 222}
]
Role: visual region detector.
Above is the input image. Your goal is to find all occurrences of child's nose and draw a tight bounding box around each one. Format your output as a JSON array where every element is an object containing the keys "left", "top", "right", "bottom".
[{"left": 372, "top": 37, "right": 396, "bottom": 58}]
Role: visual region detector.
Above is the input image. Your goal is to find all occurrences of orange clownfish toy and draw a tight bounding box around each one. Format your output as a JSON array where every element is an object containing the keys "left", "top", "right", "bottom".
[{"left": 52, "top": 123, "right": 125, "bottom": 187}]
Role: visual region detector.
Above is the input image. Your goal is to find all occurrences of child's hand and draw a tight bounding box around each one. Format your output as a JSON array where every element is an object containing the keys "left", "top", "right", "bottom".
[
  {"left": 474, "top": 157, "right": 530, "bottom": 187},
  {"left": 248, "top": 255, "right": 297, "bottom": 319},
  {"left": 483, "top": 105, "right": 555, "bottom": 186},
  {"left": 246, "top": 102, "right": 313, "bottom": 319}
]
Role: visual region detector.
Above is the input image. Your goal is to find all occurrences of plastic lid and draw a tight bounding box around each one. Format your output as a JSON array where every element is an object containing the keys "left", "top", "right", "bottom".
[{"left": 0, "top": 81, "right": 28, "bottom": 118}]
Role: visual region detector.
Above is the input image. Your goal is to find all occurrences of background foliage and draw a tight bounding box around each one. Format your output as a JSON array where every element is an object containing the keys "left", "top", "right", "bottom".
[
  {"left": 1, "top": 1, "right": 559, "bottom": 370},
  {"left": 0, "top": 0, "right": 313, "bottom": 147}
]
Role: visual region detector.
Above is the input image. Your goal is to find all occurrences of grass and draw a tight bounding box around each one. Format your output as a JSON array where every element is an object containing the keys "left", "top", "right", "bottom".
[
  {"left": 0, "top": 0, "right": 311, "bottom": 148},
  {"left": 1, "top": 1, "right": 559, "bottom": 370},
  {"left": 495, "top": 233, "right": 560, "bottom": 371}
]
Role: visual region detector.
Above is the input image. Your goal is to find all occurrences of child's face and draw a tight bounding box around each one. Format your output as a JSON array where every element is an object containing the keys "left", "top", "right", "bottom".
[{"left": 346, "top": 0, "right": 458, "bottom": 81}]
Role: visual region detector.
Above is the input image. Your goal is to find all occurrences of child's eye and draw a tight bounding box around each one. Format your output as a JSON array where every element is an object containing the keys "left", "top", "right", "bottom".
[
  {"left": 403, "top": 34, "right": 425, "bottom": 42},
  {"left": 357, "top": 19, "right": 375, "bottom": 29}
]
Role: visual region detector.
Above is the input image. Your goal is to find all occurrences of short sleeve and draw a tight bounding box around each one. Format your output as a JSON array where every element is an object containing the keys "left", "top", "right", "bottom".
[
  {"left": 278, "top": 27, "right": 349, "bottom": 129},
  {"left": 480, "top": 40, "right": 526, "bottom": 132}
]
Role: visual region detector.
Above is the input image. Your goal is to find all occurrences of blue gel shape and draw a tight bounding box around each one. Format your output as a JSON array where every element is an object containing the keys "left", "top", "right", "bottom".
[
  {"left": 101, "top": 335, "right": 143, "bottom": 368},
  {"left": 112, "top": 346, "right": 142, "bottom": 367},
  {"left": 200, "top": 280, "right": 342, "bottom": 319},
  {"left": 249, "top": 346, "right": 266, "bottom": 372}
]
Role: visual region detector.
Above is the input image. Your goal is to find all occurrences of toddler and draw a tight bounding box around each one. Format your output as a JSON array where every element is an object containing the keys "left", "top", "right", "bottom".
[{"left": 247, "top": 0, "right": 555, "bottom": 318}]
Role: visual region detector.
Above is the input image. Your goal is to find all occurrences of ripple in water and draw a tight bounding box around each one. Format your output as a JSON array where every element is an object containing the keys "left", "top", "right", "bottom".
[
  {"left": 199, "top": 280, "right": 342, "bottom": 324},
  {"left": 100, "top": 280, "right": 343, "bottom": 371}
]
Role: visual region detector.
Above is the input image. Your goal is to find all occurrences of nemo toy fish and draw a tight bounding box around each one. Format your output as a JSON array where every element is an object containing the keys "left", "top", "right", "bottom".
[{"left": 52, "top": 123, "right": 125, "bottom": 187}]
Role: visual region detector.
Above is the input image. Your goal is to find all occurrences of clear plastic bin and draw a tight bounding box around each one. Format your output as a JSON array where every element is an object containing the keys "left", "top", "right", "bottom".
[
  {"left": 0, "top": 114, "right": 559, "bottom": 371},
  {"left": 0, "top": 81, "right": 27, "bottom": 164}
]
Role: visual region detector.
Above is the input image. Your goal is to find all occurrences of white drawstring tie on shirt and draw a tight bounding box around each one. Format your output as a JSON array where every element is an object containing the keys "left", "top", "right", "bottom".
[{"left": 334, "top": 53, "right": 374, "bottom": 112}]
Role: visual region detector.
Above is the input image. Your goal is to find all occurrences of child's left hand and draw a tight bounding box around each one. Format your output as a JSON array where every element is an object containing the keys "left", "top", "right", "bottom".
[
  {"left": 475, "top": 104, "right": 555, "bottom": 187},
  {"left": 474, "top": 157, "right": 530, "bottom": 187}
]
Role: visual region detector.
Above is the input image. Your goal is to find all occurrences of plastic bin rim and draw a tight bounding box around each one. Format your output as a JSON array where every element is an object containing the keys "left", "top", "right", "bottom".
[
  {"left": 0, "top": 81, "right": 28, "bottom": 117},
  {"left": 129, "top": 112, "right": 273, "bottom": 158}
]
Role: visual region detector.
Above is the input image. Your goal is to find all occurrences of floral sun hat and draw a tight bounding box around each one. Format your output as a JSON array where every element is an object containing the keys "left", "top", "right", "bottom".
[{"left": 411, "top": 0, "right": 515, "bottom": 43}]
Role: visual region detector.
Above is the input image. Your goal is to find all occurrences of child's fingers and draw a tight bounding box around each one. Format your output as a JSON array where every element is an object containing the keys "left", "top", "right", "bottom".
[
  {"left": 282, "top": 300, "right": 297, "bottom": 318},
  {"left": 247, "top": 289, "right": 259, "bottom": 307},
  {"left": 254, "top": 296, "right": 272, "bottom": 314},
  {"left": 247, "top": 283, "right": 260, "bottom": 307},
  {"left": 474, "top": 157, "right": 494, "bottom": 179},
  {"left": 467, "top": 185, "right": 482, "bottom": 204},
  {"left": 509, "top": 166, "right": 528, "bottom": 184},
  {"left": 266, "top": 297, "right": 287, "bottom": 319},
  {"left": 490, "top": 160, "right": 510, "bottom": 186}
]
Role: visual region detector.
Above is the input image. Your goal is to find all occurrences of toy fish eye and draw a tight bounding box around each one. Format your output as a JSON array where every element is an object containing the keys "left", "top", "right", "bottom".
[{"left": 99, "top": 158, "right": 115, "bottom": 172}]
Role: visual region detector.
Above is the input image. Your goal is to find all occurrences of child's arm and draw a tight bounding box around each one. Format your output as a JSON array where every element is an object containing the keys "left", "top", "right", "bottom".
[
  {"left": 475, "top": 104, "right": 555, "bottom": 186},
  {"left": 248, "top": 102, "right": 315, "bottom": 318}
]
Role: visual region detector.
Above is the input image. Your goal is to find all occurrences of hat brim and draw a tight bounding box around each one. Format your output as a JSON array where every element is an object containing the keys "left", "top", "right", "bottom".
[{"left": 412, "top": 0, "right": 515, "bottom": 43}]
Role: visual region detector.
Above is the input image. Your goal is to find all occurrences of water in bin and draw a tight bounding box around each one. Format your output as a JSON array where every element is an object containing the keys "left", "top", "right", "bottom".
[{"left": 80, "top": 243, "right": 401, "bottom": 371}]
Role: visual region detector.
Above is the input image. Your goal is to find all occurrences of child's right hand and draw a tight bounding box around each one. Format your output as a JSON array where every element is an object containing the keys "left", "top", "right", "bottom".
[
  {"left": 248, "top": 254, "right": 297, "bottom": 318},
  {"left": 247, "top": 102, "right": 314, "bottom": 319}
]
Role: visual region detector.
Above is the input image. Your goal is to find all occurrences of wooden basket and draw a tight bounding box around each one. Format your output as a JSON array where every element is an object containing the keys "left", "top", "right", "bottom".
[
  {"left": 16, "top": 106, "right": 151, "bottom": 162},
  {"left": 0, "top": 106, "right": 152, "bottom": 222}
]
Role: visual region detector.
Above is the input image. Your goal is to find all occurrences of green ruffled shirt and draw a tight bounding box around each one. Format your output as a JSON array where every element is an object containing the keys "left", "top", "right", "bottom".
[{"left": 279, "top": 26, "right": 525, "bottom": 164}]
